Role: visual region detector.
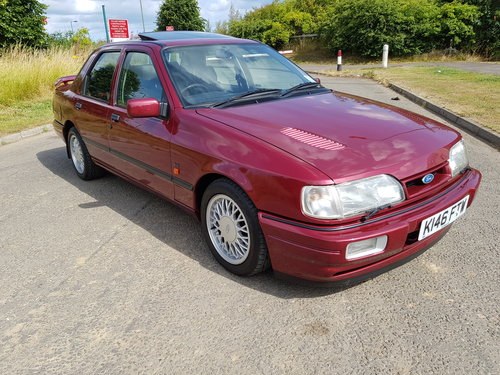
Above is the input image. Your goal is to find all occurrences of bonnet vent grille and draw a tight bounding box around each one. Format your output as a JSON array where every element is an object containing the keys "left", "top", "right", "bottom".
[{"left": 281, "top": 127, "right": 345, "bottom": 151}]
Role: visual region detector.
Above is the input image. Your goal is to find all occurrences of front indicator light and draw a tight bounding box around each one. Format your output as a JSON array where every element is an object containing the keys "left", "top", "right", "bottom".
[
  {"left": 449, "top": 140, "right": 469, "bottom": 177},
  {"left": 346, "top": 235, "right": 388, "bottom": 260}
]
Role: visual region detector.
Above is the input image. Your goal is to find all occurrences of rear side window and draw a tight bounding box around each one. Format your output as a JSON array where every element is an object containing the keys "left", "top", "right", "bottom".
[
  {"left": 116, "top": 52, "right": 164, "bottom": 107},
  {"left": 83, "top": 52, "right": 120, "bottom": 101}
]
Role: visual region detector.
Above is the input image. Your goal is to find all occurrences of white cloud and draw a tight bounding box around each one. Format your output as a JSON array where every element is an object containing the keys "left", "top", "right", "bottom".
[
  {"left": 75, "top": 0, "right": 98, "bottom": 13},
  {"left": 43, "top": 0, "right": 271, "bottom": 41}
]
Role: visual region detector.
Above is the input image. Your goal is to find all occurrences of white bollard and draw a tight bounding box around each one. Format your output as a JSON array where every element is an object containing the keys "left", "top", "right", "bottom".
[{"left": 382, "top": 44, "right": 389, "bottom": 68}]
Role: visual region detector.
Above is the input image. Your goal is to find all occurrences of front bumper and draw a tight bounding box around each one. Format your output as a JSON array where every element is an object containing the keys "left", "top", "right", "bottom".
[{"left": 259, "top": 168, "right": 481, "bottom": 285}]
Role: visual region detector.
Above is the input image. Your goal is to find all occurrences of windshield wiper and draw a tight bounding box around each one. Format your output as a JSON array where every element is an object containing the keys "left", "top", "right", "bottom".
[
  {"left": 211, "top": 89, "right": 281, "bottom": 108},
  {"left": 280, "top": 82, "right": 326, "bottom": 98}
]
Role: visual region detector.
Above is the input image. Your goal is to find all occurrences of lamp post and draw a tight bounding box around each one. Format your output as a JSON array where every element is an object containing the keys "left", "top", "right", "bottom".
[
  {"left": 70, "top": 20, "right": 78, "bottom": 33},
  {"left": 102, "top": 5, "right": 110, "bottom": 43},
  {"left": 139, "top": 0, "right": 145, "bottom": 32}
]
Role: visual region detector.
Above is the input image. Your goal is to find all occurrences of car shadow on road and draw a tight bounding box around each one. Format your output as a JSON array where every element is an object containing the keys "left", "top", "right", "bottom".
[{"left": 37, "top": 146, "right": 360, "bottom": 298}]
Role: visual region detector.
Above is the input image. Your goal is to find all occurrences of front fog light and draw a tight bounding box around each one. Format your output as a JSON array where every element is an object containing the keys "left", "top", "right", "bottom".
[{"left": 346, "top": 235, "right": 388, "bottom": 260}]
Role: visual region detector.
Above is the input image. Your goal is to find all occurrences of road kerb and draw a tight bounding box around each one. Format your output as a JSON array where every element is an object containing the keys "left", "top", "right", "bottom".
[
  {"left": 0, "top": 124, "right": 53, "bottom": 146},
  {"left": 388, "top": 83, "right": 500, "bottom": 149}
]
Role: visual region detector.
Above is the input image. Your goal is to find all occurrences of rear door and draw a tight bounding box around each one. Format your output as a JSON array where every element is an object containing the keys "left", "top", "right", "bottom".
[
  {"left": 106, "top": 47, "right": 175, "bottom": 199},
  {"left": 74, "top": 50, "right": 121, "bottom": 161}
]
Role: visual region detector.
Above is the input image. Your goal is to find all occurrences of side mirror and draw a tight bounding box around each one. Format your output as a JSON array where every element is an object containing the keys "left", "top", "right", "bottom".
[
  {"left": 314, "top": 77, "right": 321, "bottom": 84},
  {"left": 127, "top": 98, "right": 161, "bottom": 118}
]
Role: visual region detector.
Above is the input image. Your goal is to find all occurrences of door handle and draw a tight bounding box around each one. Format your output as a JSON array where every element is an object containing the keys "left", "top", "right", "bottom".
[
  {"left": 74, "top": 102, "right": 82, "bottom": 110},
  {"left": 111, "top": 114, "right": 120, "bottom": 122}
]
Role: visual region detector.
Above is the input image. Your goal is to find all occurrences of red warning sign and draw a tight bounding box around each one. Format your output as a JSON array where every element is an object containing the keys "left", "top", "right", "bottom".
[{"left": 109, "top": 19, "right": 129, "bottom": 39}]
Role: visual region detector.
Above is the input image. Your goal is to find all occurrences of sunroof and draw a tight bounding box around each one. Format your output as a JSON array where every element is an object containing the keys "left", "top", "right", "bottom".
[{"left": 138, "top": 31, "right": 235, "bottom": 41}]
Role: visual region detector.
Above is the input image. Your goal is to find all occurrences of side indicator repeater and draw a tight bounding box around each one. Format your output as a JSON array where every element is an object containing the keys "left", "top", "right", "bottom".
[{"left": 173, "top": 163, "right": 181, "bottom": 175}]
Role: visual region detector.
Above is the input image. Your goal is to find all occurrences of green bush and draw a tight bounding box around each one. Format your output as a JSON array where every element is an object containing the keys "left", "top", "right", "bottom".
[
  {"left": 226, "top": 0, "right": 325, "bottom": 49},
  {"left": 321, "top": 0, "right": 481, "bottom": 58},
  {"left": 439, "top": 1, "right": 480, "bottom": 49}
]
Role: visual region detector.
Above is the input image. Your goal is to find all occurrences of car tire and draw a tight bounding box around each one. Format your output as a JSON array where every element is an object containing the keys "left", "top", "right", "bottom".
[
  {"left": 67, "top": 127, "right": 104, "bottom": 180},
  {"left": 201, "top": 179, "right": 270, "bottom": 276}
]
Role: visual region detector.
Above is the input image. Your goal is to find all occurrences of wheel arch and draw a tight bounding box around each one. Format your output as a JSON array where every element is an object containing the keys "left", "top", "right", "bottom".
[
  {"left": 63, "top": 120, "right": 76, "bottom": 158},
  {"left": 194, "top": 172, "right": 252, "bottom": 220}
]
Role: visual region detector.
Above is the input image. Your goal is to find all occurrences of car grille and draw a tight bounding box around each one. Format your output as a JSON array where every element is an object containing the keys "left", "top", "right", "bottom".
[{"left": 401, "top": 162, "right": 450, "bottom": 201}]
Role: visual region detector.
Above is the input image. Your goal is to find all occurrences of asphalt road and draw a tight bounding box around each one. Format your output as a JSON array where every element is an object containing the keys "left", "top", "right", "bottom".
[{"left": 1, "top": 78, "right": 499, "bottom": 374}]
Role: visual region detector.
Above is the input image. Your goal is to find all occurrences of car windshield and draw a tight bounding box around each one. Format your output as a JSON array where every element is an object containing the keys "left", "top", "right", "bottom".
[{"left": 163, "top": 43, "right": 318, "bottom": 108}]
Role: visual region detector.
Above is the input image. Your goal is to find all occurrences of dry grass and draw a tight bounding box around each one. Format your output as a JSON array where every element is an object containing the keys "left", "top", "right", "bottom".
[
  {"left": 324, "top": 66, "right": 500, "bottom": 134},
  {"left": 0, "top": 46, "right": 90, "bottom": 136},
  {"left": 390, "top": 50, "right": 484, "bottom": 63}
]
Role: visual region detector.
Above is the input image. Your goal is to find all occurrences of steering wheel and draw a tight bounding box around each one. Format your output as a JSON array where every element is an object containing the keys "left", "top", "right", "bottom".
[{"left": 181, "top": 83, "right": 210, "bottom": 96}]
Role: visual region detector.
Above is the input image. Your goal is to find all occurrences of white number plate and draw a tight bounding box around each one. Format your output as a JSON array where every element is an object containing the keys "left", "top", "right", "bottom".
[{"left": 418, "top": 195, "right": 469, "bottom": 241}]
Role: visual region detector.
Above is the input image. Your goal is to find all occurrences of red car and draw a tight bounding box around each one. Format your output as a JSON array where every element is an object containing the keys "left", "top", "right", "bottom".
[{"left": 53, "top": 32, "right": 481, "bottom": 286}]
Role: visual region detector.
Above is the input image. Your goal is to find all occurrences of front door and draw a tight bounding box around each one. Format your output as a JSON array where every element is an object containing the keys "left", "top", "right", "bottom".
[{"left": 106, "top": 49, "right": 174, "bottom": 199}]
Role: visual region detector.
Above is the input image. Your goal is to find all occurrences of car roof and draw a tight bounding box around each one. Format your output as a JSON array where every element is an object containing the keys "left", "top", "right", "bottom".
[
  {"left": 99, "top": 31, "right": 258, "bottom": 50},
  {"left": 138, "top": 31, "right": 235, "bottom": 41}
]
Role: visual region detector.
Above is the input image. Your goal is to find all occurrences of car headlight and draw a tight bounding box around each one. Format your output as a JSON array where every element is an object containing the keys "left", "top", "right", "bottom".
[
  {"left": 449, "top": 140, "right": 469, "bottom": 178},
  {"left": 301, "top": 174, "right": 405, "bottom": 219}
]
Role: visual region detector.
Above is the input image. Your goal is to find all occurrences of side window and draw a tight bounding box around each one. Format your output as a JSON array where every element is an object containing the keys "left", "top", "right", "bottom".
[
  {"left": 83, "top": 52, "right": 120, "bottom": 101},
  {"left": 117, "top": 52, "right": 165, "bottom": 107}
]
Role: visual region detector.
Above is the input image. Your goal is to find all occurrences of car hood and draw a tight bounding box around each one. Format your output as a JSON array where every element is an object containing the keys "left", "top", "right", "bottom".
[{"left": 196, "top": 92, "right": 460, "bottom": 182}]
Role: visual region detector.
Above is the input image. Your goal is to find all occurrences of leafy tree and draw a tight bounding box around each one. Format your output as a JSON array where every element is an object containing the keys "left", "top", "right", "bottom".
[
  {"left": 47, "top": 31, "right": 74, "bottom": 49},
  {"left": 0, "top": 0, "right": 48, "bottom": 48},
  {"left": 228, "top": 3, "right": 241, "bottom": 23},
  {"left": 214, "top": 20, "right": 228, "bottom": 35},
  {"left": 47, "top": 28, "right": 93, "bottom": 50},
  {"left": 222, "top": 0, "right": 491, "bottom": 57},
  {"left": 321, "top": 0, "right": 483, "bottom": 58},
  {"left": 439, "top": 1, "right": 480, "bottom": 49},
  {"left": 227, "top": 0, "right": 325, "bottom": 49},
  {"left": 322, "top": 0, "right": 441, "bottom": 57},
  {"left": 204, "top": 19, "right": 211, "bottom": 32},
  {"left": 156, "top": 0, "right": 204, "bottom": 31},
  {"left": 440, "top": 0, "right": 500, "bottom": 57},
  {"left": 213, "top": 3, "right": 241, "bottom": 35},
  {"left": 71, "top": 28, "right": 92, "bottom": 50}
]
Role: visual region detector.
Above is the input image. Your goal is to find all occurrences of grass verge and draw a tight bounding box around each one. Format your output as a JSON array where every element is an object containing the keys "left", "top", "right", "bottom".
[
  {"left": 0, "top": 99, "right": 52, "bottom": 135},
  {"left": 0, "top": 46, "right": 89, "bottom": 137},
  {"left": 324, "top": 66, "right": 500, "bottom": 134}
]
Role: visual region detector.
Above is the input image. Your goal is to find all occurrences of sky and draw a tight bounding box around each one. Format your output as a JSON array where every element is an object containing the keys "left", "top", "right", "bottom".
[{"left": 43, "top": 0, "right": 271, "bottom": 40}]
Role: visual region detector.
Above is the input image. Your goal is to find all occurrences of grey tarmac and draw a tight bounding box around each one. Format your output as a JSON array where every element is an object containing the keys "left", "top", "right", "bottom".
[{"left": 0, "top": 77, "right": 499, "bottom": 375}]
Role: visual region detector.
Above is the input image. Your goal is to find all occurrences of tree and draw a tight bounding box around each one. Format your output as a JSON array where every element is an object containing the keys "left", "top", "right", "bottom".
[
  {"left": 440, "top": 0, "right": 500, "bottom": 58},
  {"left": 0, "top": 0, "right": 48, "bottom": 48},
  {"left": 439, "top": 1, "right": 480, "bottom": 50},
  {"left": 71, "top": 28, "right": 92, "bottom": 51},
  {"left": 156, "top": 0, "right": 204, "bottom": 31},
  {"left": 226, "top": 0, "right": 323, "bottom": 49},
  {"left": 321, "top": 0, "right": 483, "bottom": 58},
  {"left": 47, "top": 31, "right": 74, "bottom": 49}
]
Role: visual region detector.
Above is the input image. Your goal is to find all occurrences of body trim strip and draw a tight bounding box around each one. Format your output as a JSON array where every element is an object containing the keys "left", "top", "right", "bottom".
[
  {"left": 53, "top": 119, "right": 64, "bottom": 128},
  {"left": 82, "top": 136, "right": 193, "bottom": 191}
]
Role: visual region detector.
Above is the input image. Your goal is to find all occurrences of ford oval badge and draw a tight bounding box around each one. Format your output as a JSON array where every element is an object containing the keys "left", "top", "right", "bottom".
[{"left": 422, "top": 173, "right": 435, "bottom": 184}]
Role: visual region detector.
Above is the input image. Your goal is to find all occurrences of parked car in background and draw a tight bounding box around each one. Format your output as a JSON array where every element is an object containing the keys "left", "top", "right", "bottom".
[{"left": 53, "top": 32, "right": 481, "bottom": 285}]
